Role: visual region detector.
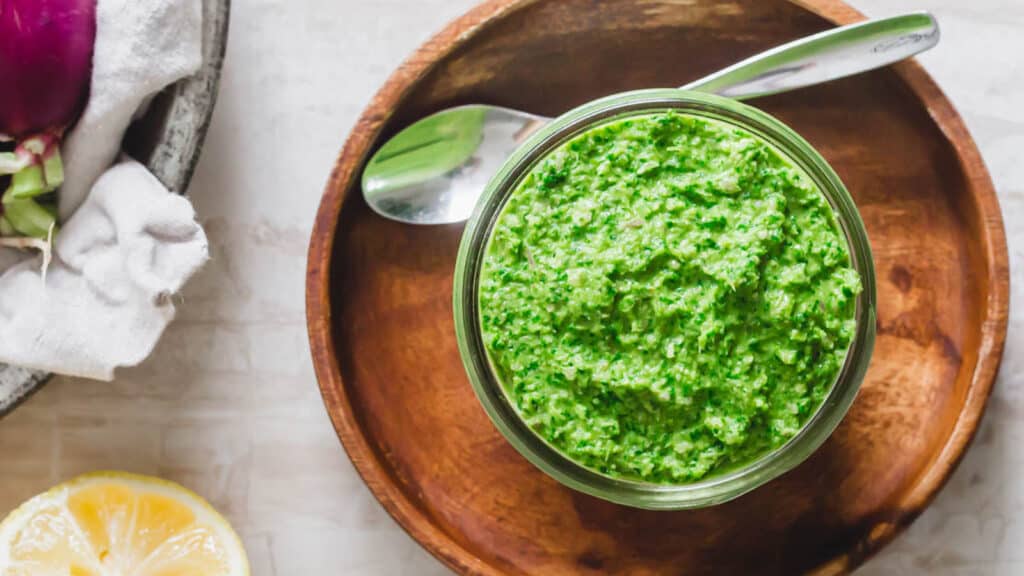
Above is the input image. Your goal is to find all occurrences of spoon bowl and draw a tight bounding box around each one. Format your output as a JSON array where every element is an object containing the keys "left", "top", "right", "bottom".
[{"left": 362, "top": 106, "right": 545, "bottom": 224}]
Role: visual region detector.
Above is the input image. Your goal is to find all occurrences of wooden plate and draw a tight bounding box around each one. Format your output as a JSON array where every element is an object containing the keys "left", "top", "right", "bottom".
[
  {"left": 306, "top": 1, "right": 1009, "bottom": 574},
  {"left": 0, "top": 0, "right": 230, "bottom": 417}
]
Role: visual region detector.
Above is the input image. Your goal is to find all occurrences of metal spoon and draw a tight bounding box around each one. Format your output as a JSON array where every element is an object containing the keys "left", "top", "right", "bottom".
[{"left": 363, "top": 12, "right": 939, "bottom": 225}]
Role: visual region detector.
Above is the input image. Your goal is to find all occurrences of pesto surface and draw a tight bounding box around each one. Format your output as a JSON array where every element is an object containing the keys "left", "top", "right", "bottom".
[{"left": 479, "top": 111, "right": 861, "bottom": 484}]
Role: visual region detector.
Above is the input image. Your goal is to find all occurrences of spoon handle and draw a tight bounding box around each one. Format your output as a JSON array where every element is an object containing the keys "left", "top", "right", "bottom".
[{"left": 683, "top": 12, "right": 939, "bottom": 100}]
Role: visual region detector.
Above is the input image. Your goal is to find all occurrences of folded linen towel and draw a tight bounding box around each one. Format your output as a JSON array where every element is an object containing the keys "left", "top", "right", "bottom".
[{"left": 0, "top": 0, "right": 208, "bottom": 380}]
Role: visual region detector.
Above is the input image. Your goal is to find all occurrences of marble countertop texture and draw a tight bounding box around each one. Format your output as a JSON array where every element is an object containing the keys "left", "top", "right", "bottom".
[{"left": 0, "top": 0, "right": 1020, "bottom": 574}]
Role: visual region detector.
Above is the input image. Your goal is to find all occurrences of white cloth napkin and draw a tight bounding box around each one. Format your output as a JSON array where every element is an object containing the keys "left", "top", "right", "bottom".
[{"left": 0, "top": 0, "right": 207, "bottom": 380}]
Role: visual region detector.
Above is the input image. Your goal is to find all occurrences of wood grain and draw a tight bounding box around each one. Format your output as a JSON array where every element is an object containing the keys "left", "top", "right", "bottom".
[{"left": 305, "top": 0, "right": 1009, "bottom": 574}]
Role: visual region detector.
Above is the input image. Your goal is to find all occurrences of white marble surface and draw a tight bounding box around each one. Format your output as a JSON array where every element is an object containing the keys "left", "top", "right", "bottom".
[{"left": 0, "top": 0, "right": 1021, "bottom": 574}]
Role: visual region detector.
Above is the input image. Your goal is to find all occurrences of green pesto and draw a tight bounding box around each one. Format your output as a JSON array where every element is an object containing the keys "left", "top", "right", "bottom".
[{"left": 478, "top": 111, "right": 862, "bottom": 484}]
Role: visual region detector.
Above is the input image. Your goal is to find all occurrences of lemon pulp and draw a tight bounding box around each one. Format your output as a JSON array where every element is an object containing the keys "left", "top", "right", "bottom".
[{"left": 0, "top": 472, "right": 249, "bottom": 576}]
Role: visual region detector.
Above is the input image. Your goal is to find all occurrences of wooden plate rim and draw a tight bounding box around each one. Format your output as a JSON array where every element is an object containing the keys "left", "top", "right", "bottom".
[{"left": 305, "top": 0, "right": 1010, "bottom": 573}]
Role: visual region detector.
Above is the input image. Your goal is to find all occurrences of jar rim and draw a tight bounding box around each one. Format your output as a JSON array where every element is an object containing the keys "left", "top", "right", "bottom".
[{"left": 453, "top": 89, "right": 877, "bottom": 510}]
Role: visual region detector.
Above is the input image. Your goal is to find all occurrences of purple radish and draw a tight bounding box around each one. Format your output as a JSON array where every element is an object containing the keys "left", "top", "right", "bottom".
[{"left": 0, "top": 0, "right": 96, "bottom": 240}]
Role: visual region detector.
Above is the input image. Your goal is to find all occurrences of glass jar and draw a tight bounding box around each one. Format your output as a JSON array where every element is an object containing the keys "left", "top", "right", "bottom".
[{"left": 453, "top": 89, "right": 876, "bottom": 510}]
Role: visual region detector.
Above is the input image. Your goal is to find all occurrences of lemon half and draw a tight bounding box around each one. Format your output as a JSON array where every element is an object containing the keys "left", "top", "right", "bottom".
[{"left": 0, "top": 472, "right": 249, "bottom": 575}]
